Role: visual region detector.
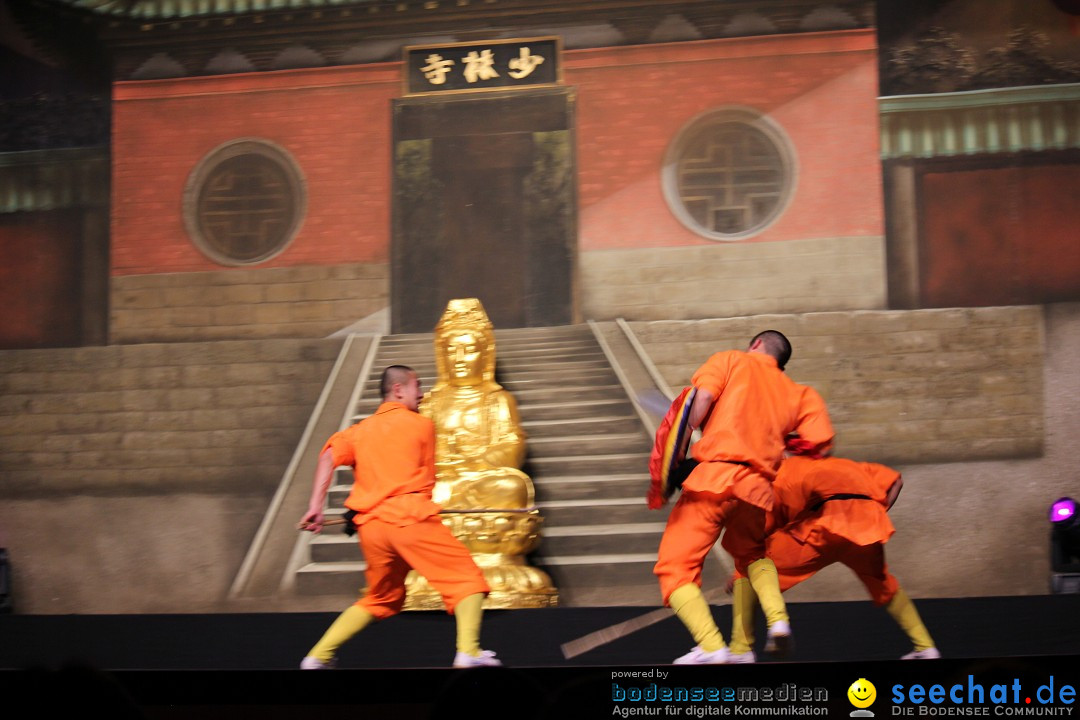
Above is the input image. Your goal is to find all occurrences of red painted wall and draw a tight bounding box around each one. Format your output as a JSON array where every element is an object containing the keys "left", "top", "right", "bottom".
[
  {"left": 111, "top": 64, "right": 399, "bottom": 275},
  {"left": 568, "top": 30, "right": 883, "bottom": 250},
  {"left": 0, "top": 211, "right": 82, "bottom": 349},
  {"left": 921, "top": 161, "right": 1080, "bottom": 307},
  {"left": 110, "top": 30, "right": 881, "bottom": 276}
]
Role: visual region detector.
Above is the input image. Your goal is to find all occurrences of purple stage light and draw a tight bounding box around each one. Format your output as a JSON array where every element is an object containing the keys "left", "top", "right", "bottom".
[{"left": 1050, "top": 497, "right": 1077, "bottom": 524}]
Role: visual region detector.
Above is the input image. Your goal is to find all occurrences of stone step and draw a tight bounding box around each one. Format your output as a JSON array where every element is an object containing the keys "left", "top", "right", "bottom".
[
  {"left": 546, "top": 581, "right": 664, "bottom": 607},
  {"left": 357, "top": 364, "right": 616, "bottom": 394},
  {"left": 327, "top": 477, "right": 657, "bottom": 507},
  {"left": 500, "top": 351, "right": 606, "bottom": 368},
  {"left": 376, "top": 326, "right": 594, "bottom": 349},
  {"left": 524, "top": 432, "right": 650, "bottom": 457},
  {"left": 532, "top": 474, "right": 652, "bottom": 502},
  {"left": 309, "top": 533, "right": 365, "bottom": 564},
  {"left": 379, "top": 333, "right": 595, "bottom": 347},
  {"left": 349, "top": 384, "right": 630, "bottom": 419},
  {"left": 497, "top": 356, "right": 612, "bottom": 372},
  {"left": 521, "top": 415, "right": 643, "bottom": 437},
  {"left": 294, "top": 563, "right": 703, "bottom": 606},
  {"left": 535, "top": 522, "right": 666, "bottom": 556},
  {"left": 492, "top": 326, "right": 595, "bottom": 340},
  {"left": 367, "top": 350, "right": 609, "bottom": 367},
  {"left": 502, "top": 338, "right": 601, "bottom": 351},
  {"left": 294, "top": 562, "right": 366, "bottom": 596},
  {"left": 515, "top": 398, "right": 636, "bottom": 421},
  {"left": 368, "top": 346, "right": 430, "bottom": 359},
  {"left": 507, "top": 372, "right": 614, "bottom": 390},
  {"left": 304, "top": 526, "right": 669, "bottom": 569},
  {"left": 295, "top": 557, "right": 707, "bottom": 605},
  {"left": 502, "top": 366, "right": 610, "bottom": 383},
  {"left": 536, "top": 497, "right": 667, "bottom": 527},
  {"left": 541, "top": 552, "right": 733, "bottom": 605},
  {"left": 307, "top": 505, "right": 669, "bottom": 562},
  {"left": 322, "top": 489, "right": 350, "bottom": 506},
  {"left": 531, "top": 554, "right": 662, "bottom": 591},
  {"left": 526, "top": 452, "right": 650, "bottom": 476},
  {"left": 296, "top": 556, "right": 666, "bottom": 598},
  {"left": 504, "top": 384, "right": 629, "bottom": 404},
  {"left": 371, "top": 347, "right": 600, "bottom": 365}
]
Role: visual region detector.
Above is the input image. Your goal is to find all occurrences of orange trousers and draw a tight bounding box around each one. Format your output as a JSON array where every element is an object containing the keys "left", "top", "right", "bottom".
[
  {"left": 355, "top": 515, "right": 489, "bottom": 618},
  {"left": 654, "top": 488, "right": 770, "bottom": 605},
  {"left": 762, "top": 527, "right": 900, "bottom": 606}
]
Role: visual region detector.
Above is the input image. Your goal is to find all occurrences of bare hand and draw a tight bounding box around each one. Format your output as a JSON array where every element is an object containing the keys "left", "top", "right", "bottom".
[{"left": 297, "top": 510, "right": 324, "bottom": 533}]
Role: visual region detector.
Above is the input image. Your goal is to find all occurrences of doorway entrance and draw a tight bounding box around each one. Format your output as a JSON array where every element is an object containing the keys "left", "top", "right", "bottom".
[{"left": 390, "top": 87, "right": 577, "bottom": 333}]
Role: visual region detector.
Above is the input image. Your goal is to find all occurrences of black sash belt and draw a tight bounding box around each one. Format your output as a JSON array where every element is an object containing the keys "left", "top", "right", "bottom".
[{"left": 809, "top": 493, "right": 872, "bottom": 512}]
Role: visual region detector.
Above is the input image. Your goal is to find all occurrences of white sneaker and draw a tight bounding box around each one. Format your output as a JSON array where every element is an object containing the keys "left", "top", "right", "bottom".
[
  {"left": 901, "top": 647, "right": 941, "bottom": 660},
  {"left": 673, "top": 646, "right": 730, "bottom": 664},
  {"left": 300, "top": 656, "right": 335, "bottom": 670},
  {"left": 453, "top": 649, "right": 503, "bottom": 668},
  {"left": 727, "top": 650, "right": 757, "bottom": 664},
  {"left": 765, "top": 620, "right": 793, "bottom": 657}
]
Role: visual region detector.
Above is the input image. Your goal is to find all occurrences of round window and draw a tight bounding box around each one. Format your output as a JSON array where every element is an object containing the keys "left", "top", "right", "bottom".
[
  {"left": 184, "top": 139, "right": 306, "bottom": 265},
  {"left": 663, "top": 108, "right": 796, "bottom": 241}
]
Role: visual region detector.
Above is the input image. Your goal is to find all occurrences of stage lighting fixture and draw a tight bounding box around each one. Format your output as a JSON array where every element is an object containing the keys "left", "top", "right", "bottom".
[
  {"left": 1050, "top": 497, "right": 1077, "bottom": 525},
  {"left": 1049, "top": 497, "right": 1080, "bottom": 594}
]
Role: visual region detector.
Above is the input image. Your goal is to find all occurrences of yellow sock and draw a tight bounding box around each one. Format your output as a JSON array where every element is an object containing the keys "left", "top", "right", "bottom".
[
  {"left": 669, "top": 583, "right": 725, "bottom": 652},
  {"left": 747, "top": 558, "right": 788, "bottom": 627},
  {"left": 454, "top": 593, "right": 486, "bottom": 656},
  {"left": 307, "top": 604, "right": 375, "bottom": 662},
  {"left": 728, "top": 577, "right": 758, "bottom": 655},
  {"left": 885, "top": 588, "right": 935, "bottom": 651}
]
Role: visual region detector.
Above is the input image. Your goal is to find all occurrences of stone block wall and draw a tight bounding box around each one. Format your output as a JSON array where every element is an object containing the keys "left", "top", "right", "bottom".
[
  {"left": 580, "top": 236, "right": 886, "bottom": 321},
  {"left": 0, "top": 337, "right": 343, "bottom": 613},
  {"left": 0, "top": 338, "right": 342, "bottom": 496},
  {"left": 628, "top": 306, "right": 1044, "bottom": 464},
  {"left": 110, "top": 263, "right": 388, "bottom": 343}
]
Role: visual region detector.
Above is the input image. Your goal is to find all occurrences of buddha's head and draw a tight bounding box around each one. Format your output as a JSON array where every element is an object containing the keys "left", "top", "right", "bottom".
[{"left": 433, "top": 298, "right": 497, "bottom": 388}]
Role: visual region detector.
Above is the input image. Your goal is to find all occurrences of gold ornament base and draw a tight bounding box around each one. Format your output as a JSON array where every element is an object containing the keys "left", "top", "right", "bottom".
[
  {"left": 402, "top": 509, "right": 558, "bottom": 610},
  {"left": 403, "top": 556, "right": 558, "bottom": 610}
]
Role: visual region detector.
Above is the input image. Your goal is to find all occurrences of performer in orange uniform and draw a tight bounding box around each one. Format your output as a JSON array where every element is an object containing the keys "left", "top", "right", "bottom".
[
  {"left": 654, "top": 330, "right": 834, "bottom": 664},
  {"left": 297, "top": 365, "right": 500, "bottom": 669},
  {"left": 726, "top": 455, "right": 939, "bottom": 662}
]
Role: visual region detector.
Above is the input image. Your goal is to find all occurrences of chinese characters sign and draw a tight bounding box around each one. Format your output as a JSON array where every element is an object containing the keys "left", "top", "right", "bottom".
[{"left": 404, "top": 37, "right": 561, "bottom": 95}]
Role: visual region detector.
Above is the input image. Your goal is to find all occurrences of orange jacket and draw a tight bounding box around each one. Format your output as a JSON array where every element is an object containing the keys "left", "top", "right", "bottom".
[
  {"left": 324, "top": 401, "right": 442, "bottom": 526},
  {"left": 771, "top": 455, "right": 899, "bottom": 546},
  {"left": 686, "top": 350, "right": 834, "bottom": 493}
]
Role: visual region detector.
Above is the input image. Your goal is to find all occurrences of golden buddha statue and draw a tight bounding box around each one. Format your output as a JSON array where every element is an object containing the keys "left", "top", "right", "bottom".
[{"left": 403, "top": 298, "right": 558, "bottom": 609}]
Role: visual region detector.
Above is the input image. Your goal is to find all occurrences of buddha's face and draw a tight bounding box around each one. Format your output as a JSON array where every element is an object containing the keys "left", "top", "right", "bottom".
[{"left": 445, "top": 331, "right": 485, "bottom": 385}]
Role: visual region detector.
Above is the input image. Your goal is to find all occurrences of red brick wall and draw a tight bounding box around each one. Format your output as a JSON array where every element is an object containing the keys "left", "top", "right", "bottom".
[
  {"left": 567, "top": 30, "right": 882, "bottom": 250},
  {"left": 111, "top": 64, "right": 399, "bottom": 275},
  {"left": 110, "top": 30, "right": 880, "bottom": 276}
]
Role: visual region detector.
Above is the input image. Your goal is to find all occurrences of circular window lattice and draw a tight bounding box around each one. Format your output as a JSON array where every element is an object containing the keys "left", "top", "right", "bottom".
[
  {"left": 664, "top": 110, "right": 795, "bottom": 241},
  {"left": 184, "top": 140, "right": 305, "bottom": 265}
]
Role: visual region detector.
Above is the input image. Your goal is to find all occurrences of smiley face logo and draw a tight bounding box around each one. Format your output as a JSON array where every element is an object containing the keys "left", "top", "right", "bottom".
[{"left": 848, "top": 678, "right": 877, "bottom": 709}]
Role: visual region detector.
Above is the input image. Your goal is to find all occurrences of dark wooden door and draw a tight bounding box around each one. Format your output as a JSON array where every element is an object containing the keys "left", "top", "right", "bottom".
[
  {"left": 0, "top": 211, "right": 82, "bottom": 349},
  {"left": 391, "top": 87, "right": 577, "bottom": 333}
]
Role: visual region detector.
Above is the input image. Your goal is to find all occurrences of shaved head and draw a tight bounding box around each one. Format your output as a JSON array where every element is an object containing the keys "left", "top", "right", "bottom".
[
  {"left": 749, "top": 330, "right": 792, "bottom": 371},
  {"left": 380, "top": 365, "right": 415, "bottom": 399}
]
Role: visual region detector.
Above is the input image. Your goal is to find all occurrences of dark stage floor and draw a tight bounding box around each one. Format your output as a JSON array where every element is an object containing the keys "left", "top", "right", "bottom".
[{"left": 2, "top": 595, "right": 1077, "bottom": 718}]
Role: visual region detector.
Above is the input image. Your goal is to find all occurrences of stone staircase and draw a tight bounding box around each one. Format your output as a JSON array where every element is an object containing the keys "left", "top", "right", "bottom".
[{"left": 288, "top": 324, "right": 680, "bottom": 606}]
